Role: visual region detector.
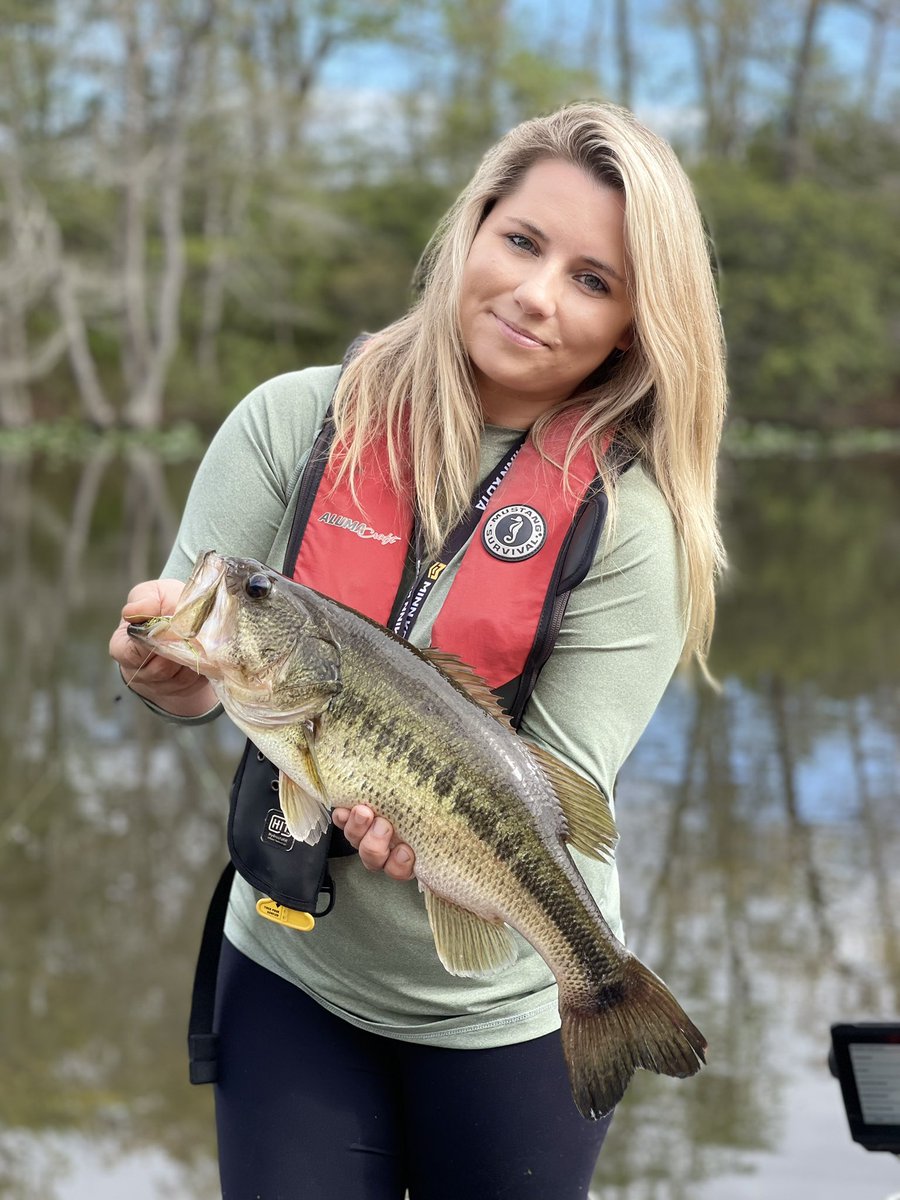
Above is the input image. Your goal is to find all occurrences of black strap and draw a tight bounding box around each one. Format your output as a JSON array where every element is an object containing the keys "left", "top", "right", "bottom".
[
  {"left": 281, "top": 413, "right": 337, "bottom": 581},
  {"left": 187, "top": 862, "right": 235, "bottom": 1084},
  {"left": 280, "top": 335, "right": 369, "bottom": 577},
  {"left": 497, "top": 451, "right": 634, "bottom": 726},
  {"left": 497, "top": 483, "right": 608, "bottom": 726}
]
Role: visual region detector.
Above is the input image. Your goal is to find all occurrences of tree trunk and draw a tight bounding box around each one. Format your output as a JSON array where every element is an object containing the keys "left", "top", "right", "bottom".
[
  {"left": 120, "top": 0, "right": 216, "bottom": 428},
  {"left": 119, "top": 3, "right": 153, "bottom": 399},
  {"left": 0, "top": 309, "right": 34, "bottom": 428},
  {"left": 782, "top": 0, "right": 826, "bottom": 181},
  {"left": 614, "top": 0, "right": 634, "bottom": 109},
  {"left": 859, "top": 0, "right": 892, "bottom": 112},
  {"left": 53, "top": 267, "right": 116, "bottom": 429}
]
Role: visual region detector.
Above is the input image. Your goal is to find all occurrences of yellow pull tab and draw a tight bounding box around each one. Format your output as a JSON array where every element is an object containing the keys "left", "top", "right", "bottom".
[{"left": 255, "top": 897, "right": 316, "bottom": 932}]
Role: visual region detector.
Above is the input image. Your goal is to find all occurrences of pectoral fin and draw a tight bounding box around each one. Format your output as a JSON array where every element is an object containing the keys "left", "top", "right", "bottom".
[
  {"left": 279, "top": 770, "right": 330, "bottom": 846},
  {"left": 421, "top": 886, "right": 518, "bottom": 977},
  {"left": 277, "top": 720, "right": 332, "bottom": 845},
  {"left": 299, "top": 718, "right": 329, "bottom": 797},
  {"left": 525, "top": 742, "right": 618, "bottom": 861}
]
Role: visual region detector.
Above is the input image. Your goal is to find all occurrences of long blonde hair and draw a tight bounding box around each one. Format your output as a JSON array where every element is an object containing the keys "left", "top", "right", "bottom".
[{"left": 330, "top": 101, "right": 727, "bottom": 662}]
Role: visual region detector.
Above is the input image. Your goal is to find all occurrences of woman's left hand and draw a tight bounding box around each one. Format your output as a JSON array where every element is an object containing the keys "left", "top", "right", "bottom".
[{"left": 331, "top": 806, "right": 416, "bottom": 881}]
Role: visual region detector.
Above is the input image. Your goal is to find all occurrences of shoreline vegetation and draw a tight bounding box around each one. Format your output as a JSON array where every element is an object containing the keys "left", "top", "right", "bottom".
[
  {"left": 1, "top": 419, "right": 899, "bottom": 464},
  {"left": 1, "top": 4, "right": 897, "bottom": 441}
]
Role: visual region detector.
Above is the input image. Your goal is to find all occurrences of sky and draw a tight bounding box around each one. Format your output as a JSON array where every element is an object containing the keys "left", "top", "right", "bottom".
[{"left": 319, "top": 0, "right": 898, "bottom": 134}]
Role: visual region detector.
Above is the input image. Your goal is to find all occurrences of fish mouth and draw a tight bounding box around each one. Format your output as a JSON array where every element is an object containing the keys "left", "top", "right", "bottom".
[{"left": 127, "top": 549, "right": 231, "bottom": 674}]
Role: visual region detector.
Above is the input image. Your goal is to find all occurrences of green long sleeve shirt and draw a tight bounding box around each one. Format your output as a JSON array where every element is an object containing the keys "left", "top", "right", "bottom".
[{"left": 160, "top": 365, "right": 687, "bottom": 1048}]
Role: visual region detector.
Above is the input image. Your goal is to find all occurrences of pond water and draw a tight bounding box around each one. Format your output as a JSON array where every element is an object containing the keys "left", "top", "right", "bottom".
[{"left": 0, "top": 448, "right": 898, "bottom": 1199}]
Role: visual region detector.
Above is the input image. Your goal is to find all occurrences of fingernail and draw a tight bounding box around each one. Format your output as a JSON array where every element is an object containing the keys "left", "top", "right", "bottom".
[
  {"left": 372, "top": 818, "right": 390, "bottom": 838},
  {"left": 395, "top": 848, "right": 411, "bottom": 864}
]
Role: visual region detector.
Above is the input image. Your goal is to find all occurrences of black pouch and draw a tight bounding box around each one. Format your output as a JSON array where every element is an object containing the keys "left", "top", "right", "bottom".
[
  {"left": 227, "top": 738, "right": 354, "bottom": 917},
  {"left": 188, "top": 742, "right": 355, "bottom": 1085}
]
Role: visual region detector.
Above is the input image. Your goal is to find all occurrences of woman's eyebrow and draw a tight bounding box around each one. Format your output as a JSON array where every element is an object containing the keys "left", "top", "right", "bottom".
[{"left": 509, "top": 217, "right": 625, "bottom": 285}]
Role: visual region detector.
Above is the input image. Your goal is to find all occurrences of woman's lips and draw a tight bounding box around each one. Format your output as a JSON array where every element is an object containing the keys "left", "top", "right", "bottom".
[{"left": 492, "top": 313, "right": 547, "bottom": 348}]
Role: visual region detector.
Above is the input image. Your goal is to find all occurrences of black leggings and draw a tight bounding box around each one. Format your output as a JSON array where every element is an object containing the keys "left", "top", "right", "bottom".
[{"left": 214, "top": 938, "right": 612, "bottom": 1199}]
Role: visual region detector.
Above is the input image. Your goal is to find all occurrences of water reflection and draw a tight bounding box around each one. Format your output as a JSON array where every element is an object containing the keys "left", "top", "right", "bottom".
[{"left": 0, "top": 452, "right": 897, "bottom": 1198}]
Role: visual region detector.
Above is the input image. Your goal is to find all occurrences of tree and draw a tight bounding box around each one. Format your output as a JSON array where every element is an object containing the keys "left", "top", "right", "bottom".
[
  {"left": 780, "top": 0, "right": 827, "bottom": 181},
  {"left": 667, "top": 0, "right": 765, "bottom": 158}
]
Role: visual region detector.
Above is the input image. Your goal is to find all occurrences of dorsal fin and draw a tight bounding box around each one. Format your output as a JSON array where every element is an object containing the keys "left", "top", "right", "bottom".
[
  {"left": 420, "top": 649, "right": 514, "bottom": 730},
  {"left": 524, "top": 741, "right": 619, "bottom": 862}
]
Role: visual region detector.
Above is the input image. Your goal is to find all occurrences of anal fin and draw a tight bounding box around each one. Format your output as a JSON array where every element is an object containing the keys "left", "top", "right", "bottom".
[{"left": 421, "top": 886, "right": 518, "bottom": 977}]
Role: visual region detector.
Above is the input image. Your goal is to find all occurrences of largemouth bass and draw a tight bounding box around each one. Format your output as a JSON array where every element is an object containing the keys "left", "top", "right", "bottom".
[{"left": 128, "top": 549, "right": 706, "bottom": 1117}]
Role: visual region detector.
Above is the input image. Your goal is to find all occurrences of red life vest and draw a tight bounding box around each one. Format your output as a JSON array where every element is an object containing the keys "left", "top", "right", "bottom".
[{"left": 288, "top": 409, "right": 611, "bottom": 701}]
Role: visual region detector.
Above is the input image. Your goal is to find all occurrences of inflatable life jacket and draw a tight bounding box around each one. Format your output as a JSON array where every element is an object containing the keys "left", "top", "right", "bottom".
[{"left": 188, "top": 357, "right": 621, "bottom": 1084}]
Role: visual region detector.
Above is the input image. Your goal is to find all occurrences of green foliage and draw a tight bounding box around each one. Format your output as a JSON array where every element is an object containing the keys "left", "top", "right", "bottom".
[
  {"left": 0, "top": 419, "right": 205, "bottom": 462},
  {"left": 0, "top": 0, "right": 898, "bottom": 430},
  {"left": 695, "top": 164, "right": 899, "bottom": 426},
  {"left": 499, "top": 48, "right": 599, "bottom": 122}
]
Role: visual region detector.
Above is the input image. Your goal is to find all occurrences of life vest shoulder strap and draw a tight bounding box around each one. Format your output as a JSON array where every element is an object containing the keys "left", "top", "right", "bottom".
[{"left": 498, "top": 481, "right": 609, "bottom": 726}]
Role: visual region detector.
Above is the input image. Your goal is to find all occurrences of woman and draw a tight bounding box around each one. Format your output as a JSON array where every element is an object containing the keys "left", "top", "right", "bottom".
[{"left": 110, "top": 102, "right": 726, "bottom": 1199}]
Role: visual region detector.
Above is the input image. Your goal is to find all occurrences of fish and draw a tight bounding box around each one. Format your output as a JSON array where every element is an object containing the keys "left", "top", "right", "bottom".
[{"left": 127, "top": 549, "right": 706, "bottom": 1118}]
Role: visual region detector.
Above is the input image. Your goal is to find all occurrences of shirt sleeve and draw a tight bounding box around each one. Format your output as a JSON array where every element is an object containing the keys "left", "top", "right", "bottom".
[
  {"left": 519, "top": 462, "right": 688, "bottom": 800},
  {"left": 138, "top": 366, "right": 338, "bottom": 724},
  {"left": 161, "top": 366, "right": 340, "bottom": 581}
]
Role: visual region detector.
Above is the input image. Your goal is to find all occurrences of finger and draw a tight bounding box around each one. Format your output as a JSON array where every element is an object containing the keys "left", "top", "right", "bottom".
[
  {"left": 343, "top": 805, "right": 375, "bottom": 849},
  {"left": 122, "top": 582, "right": 166, "bottom": 622},
  {"left": 122, "top": 578, "right": 185, "bottom": 623},
  {"left": 331, "top": 807, "right": 350, "bottom": 829},
  {"left": 358, "top": 816, "right": 393, "bottom": 872},
  {"left": 122, "top": 652, "right": 183, "bottom": 685},
  {"left": 383, "top": 843, "right": 415, "bottom": 881},
  {"left": 112, "top": 581, "right": 175, "bottom": 668},
  {"left": 110, "top": 623, "right": 159, "bottom": 673}
]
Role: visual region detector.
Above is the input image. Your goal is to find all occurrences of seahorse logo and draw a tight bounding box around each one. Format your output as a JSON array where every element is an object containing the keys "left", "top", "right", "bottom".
[
  {"left": 482, "top": 506, "right": 546, "bottom": 562},
  {"left": 502, "top": 516, "right": 524, "bottom": 544}
]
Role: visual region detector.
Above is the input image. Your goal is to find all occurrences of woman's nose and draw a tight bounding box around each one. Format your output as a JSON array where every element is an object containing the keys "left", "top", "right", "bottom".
[{"left": 513, "top": 266, "right": 558, "bottom": 318}]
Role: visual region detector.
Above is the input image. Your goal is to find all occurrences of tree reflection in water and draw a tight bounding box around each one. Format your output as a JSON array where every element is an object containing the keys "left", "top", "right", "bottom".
[{"left": 0, "top": 451, "right": 897, "bottom": 1198}]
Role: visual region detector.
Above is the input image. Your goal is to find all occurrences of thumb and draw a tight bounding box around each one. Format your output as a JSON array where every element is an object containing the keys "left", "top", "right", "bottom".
[{"left": 122, "top": 579, "right": 184, "bottom": 623}]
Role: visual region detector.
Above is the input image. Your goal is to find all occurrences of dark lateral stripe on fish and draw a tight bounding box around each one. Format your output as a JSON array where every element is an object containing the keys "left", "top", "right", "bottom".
[
  {"left": 369, "top": 715, "right": 409, "bottom": 758},
  {"left": 430, "top": 763, "right": 461, "bottom": 798},
  {"left": 446, "top": 791, "right": 623, "bottom": 971},
  {"left": 345, "top": 694, "right": 469, "bottom": 800}
]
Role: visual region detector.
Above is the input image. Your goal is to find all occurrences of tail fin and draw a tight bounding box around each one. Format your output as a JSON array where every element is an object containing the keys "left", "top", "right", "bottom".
[{"left": 560, "top": 957, "right": 707, "bottom": 1120}]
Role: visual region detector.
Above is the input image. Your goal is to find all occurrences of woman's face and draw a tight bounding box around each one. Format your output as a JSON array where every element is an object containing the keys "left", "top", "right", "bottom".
[{"left": 459, "top": 158, "right": 634, "bottom": 428}]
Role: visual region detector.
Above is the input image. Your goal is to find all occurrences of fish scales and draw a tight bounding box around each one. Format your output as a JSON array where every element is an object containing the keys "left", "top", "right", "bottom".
[
  {"left": 321, "top": 628, "right": 604, "bottom": 958},
  {"left": 127, "top": 550, "right": 708, "bottom": 1119}
]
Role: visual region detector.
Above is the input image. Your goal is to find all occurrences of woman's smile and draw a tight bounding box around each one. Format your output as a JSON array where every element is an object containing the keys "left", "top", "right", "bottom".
[
  {"left": 459, "top": 158, "right": 634, "bottom": 428},
  {"left": 491, "top": 312, "right": 549, "bottom": 349}
]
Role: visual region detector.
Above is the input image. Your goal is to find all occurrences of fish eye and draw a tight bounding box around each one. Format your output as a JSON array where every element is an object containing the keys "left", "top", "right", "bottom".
[{"left": 245, "top": 573, "right": 272, "bottom": 600}]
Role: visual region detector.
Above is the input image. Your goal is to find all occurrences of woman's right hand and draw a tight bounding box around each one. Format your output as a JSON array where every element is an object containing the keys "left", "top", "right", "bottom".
[
  {"left": 109, "top": 579, "right": 219, "bottom": 718},
  {"left": 331, "top": 806, "right": 416, "bottom": 881}
]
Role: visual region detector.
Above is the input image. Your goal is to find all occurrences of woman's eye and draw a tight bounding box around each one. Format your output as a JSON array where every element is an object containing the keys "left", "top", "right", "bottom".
[
  {"left": 507, "top": 233, "right": 536, "bottom": 253},
  {"left": 245, "top": 573, "right": 272, "bottom": 600},
  {"left": 578, "top": 272, "right": 609, "bottom": 295}
]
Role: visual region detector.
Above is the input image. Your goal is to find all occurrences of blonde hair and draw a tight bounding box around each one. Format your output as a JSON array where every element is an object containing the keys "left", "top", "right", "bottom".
[{"left": 331, "top": 101, "right": 727, "bottom": 663}]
